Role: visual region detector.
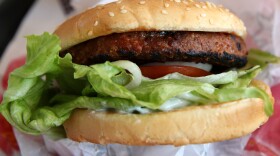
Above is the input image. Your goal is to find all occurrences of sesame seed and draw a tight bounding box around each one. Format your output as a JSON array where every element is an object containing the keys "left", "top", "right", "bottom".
[
  {"left": 120, "top": 5, "right": 125, "bottom": 10},
  {"left": 186, "top": 7, "right": 191, "bottom": 11},
  {"left": 161, "top": 10, "right": 168, "bottom": 15},
  {"left": 175, "top": 0, "right": 181, "bottom": 2},
  {"left": 200, "top": 13, "right": 206, "bottom": 17},
  {"left": 94, "top": 21, "right": 99, "bottom": 26},
  {"left": 219, "top": 8, "right": 224, "bottom": 12},
  {"left": 164, "top": 3, "right": 170, "bottom": 7},
  {"left": 88, "top": 30, "right": 93, "bottom": 36},
  {"left": 202, "top": 5, "right": 207, "bottom": 9},
  {"left": 182, "top": 1, "right": 189, "bottom": 5},
  {"left": 188, "top": 0, "right": 194, "bottom": 2},
  {"left": 206, "top": 1, "right": 212, "bottom": 8},
  {"left": 209, "top": 19, "right": 214, "bottom": 24},
  {"left": 97, "top": 5, "right": 104, "bottom": 10},
  {"left": 225, "top": 9, "right": 229, "bottom": 12},
  {"left": 116, "top": 0, "right": 122, "bottom": 4},
  {"left": 109, "top": 12, "right": 115, "bottom": 17},
  {"left": 230, "top": 14, "right": 234, "bottom": 18},
  {"left": 121, "top": 9, "right": 128, "bottom": 14},
  {"left": 170, "top": 0, "right": 173, "bottom": 2},
  {"left": 211, "top": 3, "right": 216, "bottom": 8},
  {"left": 139, "top": 1, "right": 146, "bottom": 4},
  {"left": 195, "top": 4, "right": 201, "bottom": 8}
]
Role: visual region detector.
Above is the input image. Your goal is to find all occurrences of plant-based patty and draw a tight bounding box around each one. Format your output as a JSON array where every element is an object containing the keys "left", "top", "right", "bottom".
[
  {"left": 1, "top": 0, "right": 277, "bottom": 147},
  {"left": 61, "top": 31, "right": 247, "bottom": 67}
]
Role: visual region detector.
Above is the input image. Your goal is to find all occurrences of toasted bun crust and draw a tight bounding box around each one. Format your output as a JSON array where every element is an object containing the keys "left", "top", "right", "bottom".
[
  {"left": 63, "top": 80, "right": 273, "bottom": 146},
  {"left": 54, "top": 0, "right": 247, "bottom": 50}
]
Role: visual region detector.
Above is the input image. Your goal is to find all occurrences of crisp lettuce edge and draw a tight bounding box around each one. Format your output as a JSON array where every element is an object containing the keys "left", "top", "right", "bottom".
[{"left": 0, "top": 33, "right": 277, "bottom": 135}]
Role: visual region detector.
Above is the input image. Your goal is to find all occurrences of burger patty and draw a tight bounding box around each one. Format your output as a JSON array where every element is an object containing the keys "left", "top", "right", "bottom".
[{"left": 61, "top": 31, "right": 247, "bottom": 67}]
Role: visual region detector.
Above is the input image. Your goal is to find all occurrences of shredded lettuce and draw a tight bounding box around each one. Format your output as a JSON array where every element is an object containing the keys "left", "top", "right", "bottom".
[
  {"left": 243, "top": 48, "right": 280, "bottom": 69},
  {"left": 0, "top": 33, "right": 277, "bottom": 136}
]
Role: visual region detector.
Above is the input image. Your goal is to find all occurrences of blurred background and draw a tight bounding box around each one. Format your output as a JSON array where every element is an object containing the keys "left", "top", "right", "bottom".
[
  {"left": 0, "top": 0, "right": 77, "bottom": 58},
  {"left": 0, "top": 0, "right": 35, "bottom": 57}
]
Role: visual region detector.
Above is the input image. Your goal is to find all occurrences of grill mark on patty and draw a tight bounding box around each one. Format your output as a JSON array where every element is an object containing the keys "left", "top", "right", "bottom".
[
  {"left": 61, "top": 31, "right": 248, "bottom": 67},
  {"left": 236, "top": 42, "right": 242, "bottom": 51},
  {"left": 116, "top": 49, "right": 246, "bottom": 67}
]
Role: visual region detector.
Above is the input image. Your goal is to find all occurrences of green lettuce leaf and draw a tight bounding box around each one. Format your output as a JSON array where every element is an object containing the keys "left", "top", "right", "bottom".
[
  {"left": 0, "top": 33, "right": 275, "bottom": 136},
  {"left": 244, "top": 49, "right": 280, "bottom": 69},
  {"left": 215, "top": 87, "right": 273, "bottom": 115},
  {"left": 12, "top": 33, "right": 62, "bottom": 78},
  {"left": 221, "top": 66, "right": 261, "bottom": 89},
  {"left": 151, "top": 70, "right": 239, "bottom": 85}
]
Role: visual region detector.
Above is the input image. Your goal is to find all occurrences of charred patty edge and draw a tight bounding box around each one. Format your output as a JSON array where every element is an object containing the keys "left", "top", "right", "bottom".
[
  {"left": 61, "top": 31, "right": 247, "bottom": 67},
  {"left": 84, "top": 49, "right": 247, "bottom": 68}
]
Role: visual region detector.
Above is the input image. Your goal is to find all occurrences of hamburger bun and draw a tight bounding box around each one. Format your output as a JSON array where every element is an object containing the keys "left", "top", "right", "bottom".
[
  {"left": 54, "top": 0, "right": 246, "bottom": 50},
  {"left": 64, "top": 80, "right": 273, "bottom": 146},
  {"left": 54, "top": 0, "right": 273, "bottom": 146}
]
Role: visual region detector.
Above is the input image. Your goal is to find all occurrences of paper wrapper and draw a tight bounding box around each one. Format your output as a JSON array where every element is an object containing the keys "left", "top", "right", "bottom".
[{"left": 0, "top": 0, "right": 280, "bottom": 155}]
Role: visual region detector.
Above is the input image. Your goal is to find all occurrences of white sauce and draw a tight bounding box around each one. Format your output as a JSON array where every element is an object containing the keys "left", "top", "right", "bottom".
[
  {"left": 143, "top": 62, "right": 212, "bottom": 71},
  {"left": 159, "top": 98, "right": 191, "bottom": 111},
  {"left": 97, "top": 92, "right": 194, "bottom": 114}
]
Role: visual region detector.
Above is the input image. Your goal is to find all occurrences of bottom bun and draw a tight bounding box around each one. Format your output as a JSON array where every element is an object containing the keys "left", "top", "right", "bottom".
[{"left": 63, "top": 80, "right": 273, "bottom": 146}]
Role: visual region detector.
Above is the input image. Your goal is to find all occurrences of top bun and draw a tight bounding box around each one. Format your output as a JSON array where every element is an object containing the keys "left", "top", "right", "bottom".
[{"left": 54, "top": 0, "right": 247, "bottom": 50}]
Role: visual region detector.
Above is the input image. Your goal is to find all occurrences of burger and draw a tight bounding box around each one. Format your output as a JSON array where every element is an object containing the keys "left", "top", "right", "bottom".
[{"left": 0, "top": 0, "right": 278, "bottom": 146}]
